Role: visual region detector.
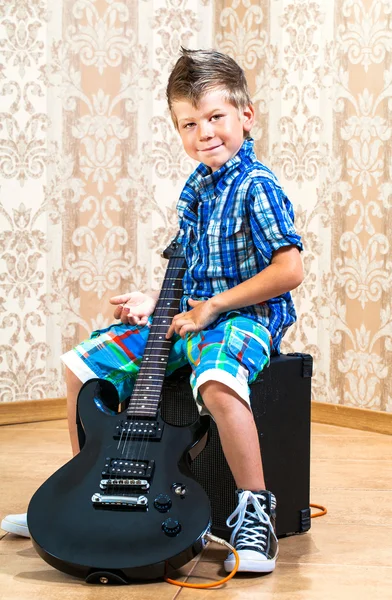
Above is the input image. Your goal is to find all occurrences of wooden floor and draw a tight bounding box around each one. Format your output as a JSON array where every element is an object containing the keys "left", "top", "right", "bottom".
[{"left": 1, "top": 419, "right": 392, "bottom": 600}]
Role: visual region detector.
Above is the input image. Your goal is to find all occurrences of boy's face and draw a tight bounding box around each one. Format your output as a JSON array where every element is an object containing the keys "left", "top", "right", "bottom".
[{"left": 172, "top": 90, "right": 254, "bottom": 172}]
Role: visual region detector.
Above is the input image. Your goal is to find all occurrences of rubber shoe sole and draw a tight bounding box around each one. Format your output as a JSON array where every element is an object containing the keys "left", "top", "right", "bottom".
[
  {"left": 1, "top": 514, "right": 30, "bottom": 538},
  {"left": 224, "top": 549, "right": 277, "bottom": 573}
]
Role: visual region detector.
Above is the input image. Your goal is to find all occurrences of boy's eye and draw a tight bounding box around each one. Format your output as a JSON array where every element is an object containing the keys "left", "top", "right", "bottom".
[
  {"left": 183, "top": 122, "right": 196, "bottom": 129},
  {"left": 211, "top": 114, "right": 224, "bottom": 121}
]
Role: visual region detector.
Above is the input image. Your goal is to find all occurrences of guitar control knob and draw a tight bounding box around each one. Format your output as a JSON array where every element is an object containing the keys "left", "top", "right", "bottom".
[
  {"left": 154, "top": 494, "right": 172, "bottom": 512},
  {"left": 162, "top": 518, "right": 182, "bottom": 537},
  {"left": 172, "top": 483, "right": 187, "bottom": 497}
]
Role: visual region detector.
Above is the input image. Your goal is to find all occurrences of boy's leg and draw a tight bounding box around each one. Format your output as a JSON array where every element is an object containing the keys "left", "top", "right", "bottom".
[
  {"left": 199, "top": 380, "right": 265, "bottom": 490},
  {"left": 200, "top": 380, "right": 278, "bottom": 574},
  {"left": 187, "top": 316, "right": 278, "bottom": 574},
  {"left": 65, "top": 367, "right": 83, "bottom": 457}
]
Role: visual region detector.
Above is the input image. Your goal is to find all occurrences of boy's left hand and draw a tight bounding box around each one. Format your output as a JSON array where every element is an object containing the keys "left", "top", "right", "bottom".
[{"left": 166, "top": 298, "right": 220, "bottom": 339}]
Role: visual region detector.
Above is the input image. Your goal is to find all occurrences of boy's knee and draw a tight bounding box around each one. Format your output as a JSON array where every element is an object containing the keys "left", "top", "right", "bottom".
[
  {"left": 199, "top": 380, "right": 244, "bottom": 413},
  {"left": 65, "top": 366, "right": 83, "bottom": 392}
]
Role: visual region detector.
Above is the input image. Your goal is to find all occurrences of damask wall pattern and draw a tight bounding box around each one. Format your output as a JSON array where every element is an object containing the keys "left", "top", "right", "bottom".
[{"left": 0, "top": 0, "right": 391, "bottom": 413}]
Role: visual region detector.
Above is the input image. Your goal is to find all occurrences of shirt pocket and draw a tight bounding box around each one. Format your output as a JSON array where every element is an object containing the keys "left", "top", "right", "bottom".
[{"left": 206, "top": 217, "right": 248, "bottom": 277}]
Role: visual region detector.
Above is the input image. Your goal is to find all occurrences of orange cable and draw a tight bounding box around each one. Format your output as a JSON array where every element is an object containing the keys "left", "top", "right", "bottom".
[
  {"left": 165, "top": 504, "right": 327, "bottom": 589},
  {"left": 310, "top": 502, "right": 327, "bottom": 518},
  {"left": 164, "top": 533, "right": 240, "bottom": 589}
]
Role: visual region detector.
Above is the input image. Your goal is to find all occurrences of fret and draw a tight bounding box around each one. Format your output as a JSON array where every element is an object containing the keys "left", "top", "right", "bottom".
[
  {"left": 166, "top": 266, "right": 186, "bottom": 270},
  {"left": 142, "top": 360, "right": 167, "bottom": 367},
  {"left": 151, "top": 315, "right": 168, "bottom": 322},
  {"left": 144, "top": 346, "right": 170, "bottom": 352},
  {"left": 130, "top": 391, "right": 161, "bottom": 396},
  {"left": 132, "top": 381, "right": 162, "bottom": 386},
  {"left": 129, "top": 399, "right": 158, "bottom": 404},
  {"left": 132, "top": 392, "right": 161, "bottom": 397},
  {"left": 136, "top": 365, "right": 168, "bottom": 372},
  {"left": 138, "top": 365, "right": 170, "bottom": 370},
  {"left": 132, "top": 389, "right": 161, "bottom": 395},
  {"left": 140, "top": 361, "right": 169, "bottom": 366},
  {"left": 131, "top": 389, "right": 161, "bottom": 394}
]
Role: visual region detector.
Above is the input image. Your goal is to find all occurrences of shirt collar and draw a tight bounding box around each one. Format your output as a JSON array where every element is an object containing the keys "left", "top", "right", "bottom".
[
  {"left": 194, "top": 137, "right": 256, "bottom": 193},
  {"left": 178, "top": 137, "right": 256, "bottom": 221}
]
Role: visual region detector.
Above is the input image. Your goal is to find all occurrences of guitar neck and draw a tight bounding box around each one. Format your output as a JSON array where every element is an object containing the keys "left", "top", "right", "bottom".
[{"left": 126, "top": 248, "right": 185, "bottom": 419}]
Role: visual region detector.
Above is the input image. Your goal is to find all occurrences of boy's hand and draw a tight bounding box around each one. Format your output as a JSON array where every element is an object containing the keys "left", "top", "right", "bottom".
[
  {"left": 166, "top": 298, "right": 220, "bottom": 339},
  {"left": 110, "top": 291, "right": 158, "bottom": 326}
]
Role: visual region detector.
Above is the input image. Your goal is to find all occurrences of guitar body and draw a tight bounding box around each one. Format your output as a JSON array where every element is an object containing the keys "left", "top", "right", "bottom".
[{"left": 28, "top": 378, "right": 211, "bottom": 582}]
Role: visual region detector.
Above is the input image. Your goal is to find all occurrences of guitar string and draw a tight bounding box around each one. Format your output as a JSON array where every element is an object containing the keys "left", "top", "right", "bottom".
[
  {"left": 112, "top": 266, "right": 172, "bottom": 492},
  {"left": 121, "top": 256, "right": 184, "bottom": 501},
  {"left": 118, "top": 255, "right": 184, "bottom": 500},
  {"left": 132, "top": 257, "right": 185, "bottom": 465},
  {"left": 112, "top": 261, "right": 174, "bottom": 495},
  {"left": 101, "top": 256, "right": 183, "bottom": 499},
  {"left": 124, "top": 266, "right": 172, "bottom": 462}
]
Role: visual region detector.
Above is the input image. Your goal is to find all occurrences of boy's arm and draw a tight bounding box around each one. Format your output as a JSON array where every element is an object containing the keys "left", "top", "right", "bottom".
[
  {"left": 166, "top": 245, "right": 303, "bottom": 339},
  {"left": 210, "top": 245, "right": 303, "bottom": 313}
]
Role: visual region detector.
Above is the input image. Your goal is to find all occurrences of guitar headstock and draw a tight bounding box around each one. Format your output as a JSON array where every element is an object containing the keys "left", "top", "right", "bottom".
[{"left": 162, "top": 232, "right": 184, "bottom": 260}]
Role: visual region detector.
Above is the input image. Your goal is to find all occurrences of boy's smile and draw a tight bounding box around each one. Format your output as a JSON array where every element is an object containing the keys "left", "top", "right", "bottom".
[{"left": 172, "top": 90, "right": 254, "bottom": 172}]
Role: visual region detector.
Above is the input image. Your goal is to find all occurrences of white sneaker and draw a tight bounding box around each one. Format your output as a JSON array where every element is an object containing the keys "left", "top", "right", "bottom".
[
  {"left": 224, "top": 490, "right": 278, "bottom": 573},
  {"left": 1, "top": 513, "right": 30, "bottom": 538}
]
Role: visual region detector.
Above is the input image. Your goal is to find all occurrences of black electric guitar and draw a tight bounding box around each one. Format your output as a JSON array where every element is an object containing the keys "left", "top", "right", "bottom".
[{"left": 27, "top": 237, "right": 211, "bottom": 584}]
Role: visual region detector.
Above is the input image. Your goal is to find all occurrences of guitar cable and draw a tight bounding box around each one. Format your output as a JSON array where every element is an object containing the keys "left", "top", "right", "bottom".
[
  {"left": 164, "top": 503, "right": 327, "bottom": 589},
  {"left": 164, "top": 532, "right": 240, "bottom": 588}
]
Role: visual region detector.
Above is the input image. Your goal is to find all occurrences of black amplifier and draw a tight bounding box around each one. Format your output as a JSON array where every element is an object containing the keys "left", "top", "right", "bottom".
[{"left": 160, "top": 353, "right": 312, "bottom": 539}]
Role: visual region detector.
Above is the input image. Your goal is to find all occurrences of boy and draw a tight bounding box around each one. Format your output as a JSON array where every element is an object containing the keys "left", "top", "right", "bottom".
[{"left": 2, "top": 48, "right": 303, "bottom": 575}]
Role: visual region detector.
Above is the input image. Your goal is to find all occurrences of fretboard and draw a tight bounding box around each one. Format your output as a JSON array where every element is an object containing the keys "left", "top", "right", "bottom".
[{"left": 126, "top": 243, "right": 185, "bottom": 418}]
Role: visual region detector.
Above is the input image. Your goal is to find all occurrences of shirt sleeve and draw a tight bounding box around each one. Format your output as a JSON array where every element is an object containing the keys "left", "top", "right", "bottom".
[{"left": 248, "top": 179, "right": 303, "bottom": 263}]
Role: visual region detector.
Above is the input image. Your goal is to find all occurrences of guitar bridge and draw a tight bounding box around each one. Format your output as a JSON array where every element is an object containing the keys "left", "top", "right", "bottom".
[{"left": 92, "top": 493, "right": 148, "bottom": 510}]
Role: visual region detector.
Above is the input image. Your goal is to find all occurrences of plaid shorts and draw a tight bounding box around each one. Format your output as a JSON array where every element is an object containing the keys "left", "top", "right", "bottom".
[{"left": 61, "top": 314, "right": 272, "bottom": 416}]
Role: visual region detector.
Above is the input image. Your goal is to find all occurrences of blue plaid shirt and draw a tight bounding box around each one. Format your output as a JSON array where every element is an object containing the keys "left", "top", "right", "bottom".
[{"left": 177, "top": 137, "right": 303, "bottom": 352}]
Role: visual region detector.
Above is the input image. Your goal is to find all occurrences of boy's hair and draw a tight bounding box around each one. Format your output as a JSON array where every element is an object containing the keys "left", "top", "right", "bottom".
[{"left": 166, "top": 47, "right": 252, "bottom": 128}]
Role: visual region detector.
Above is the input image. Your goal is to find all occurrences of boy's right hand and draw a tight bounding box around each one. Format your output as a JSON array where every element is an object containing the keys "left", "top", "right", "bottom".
[{"left": 109, "top": 291, "right": 158, "bottom": 326}]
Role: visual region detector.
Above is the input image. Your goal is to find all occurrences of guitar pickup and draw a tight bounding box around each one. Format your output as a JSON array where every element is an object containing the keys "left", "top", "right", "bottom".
[
  {"left": 114, "top": 418, "right": 164, "bottom": 441},
  {"left": 92, "top": 493, "right": 148, "bottom": 509},
  {"left": 100, "top": 478, "right": 150, "bottom": 491},
  {"left": 101, "top": 458, "right": 155, "bottom": 481}
]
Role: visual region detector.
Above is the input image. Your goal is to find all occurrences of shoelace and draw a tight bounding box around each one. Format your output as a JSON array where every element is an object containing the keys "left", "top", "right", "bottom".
[{"left": 226, "top": 491, "right": 278, "bottom": 551}]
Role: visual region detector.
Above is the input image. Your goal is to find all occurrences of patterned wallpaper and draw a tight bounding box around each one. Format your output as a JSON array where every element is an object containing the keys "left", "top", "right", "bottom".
[{"left": 0, "top": 0, "right": 391, "bottom": 413}]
